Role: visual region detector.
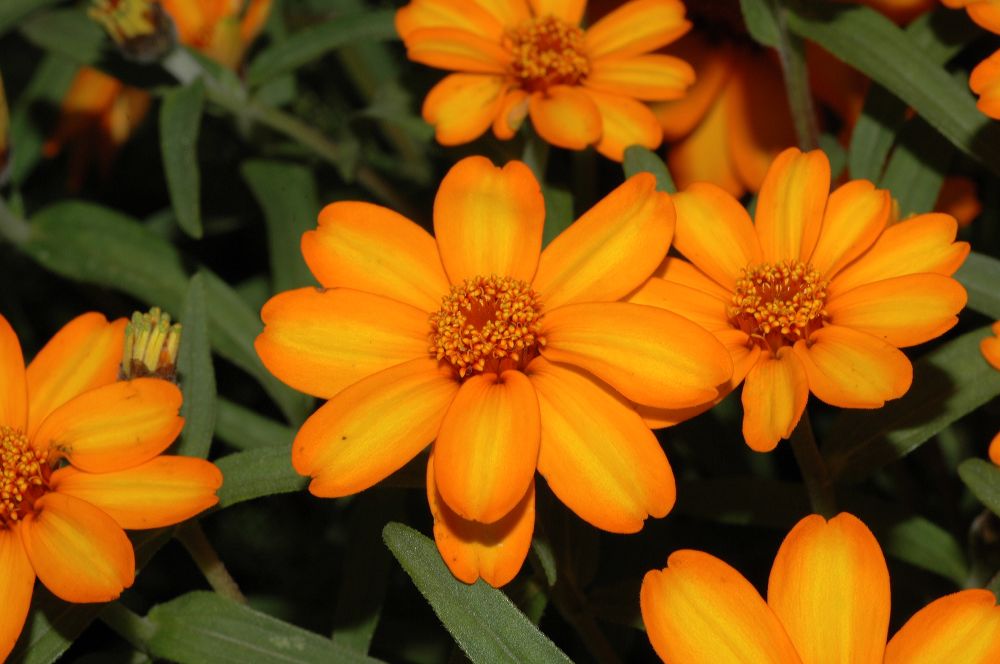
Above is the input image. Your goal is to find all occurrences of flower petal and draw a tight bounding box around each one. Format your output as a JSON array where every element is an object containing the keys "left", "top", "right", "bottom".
[
  {"left": 983, "top": 322, "right": 1000, "bottom": 370},
  {"left": 754, "top": 148, "right": 830, "bottom": 263},
  {"left": 826, "top": 274, "right": 966, "bottom": 348},
  {"left": 768, "top": 513, "right": 891, "bottom": 664},
  {"left": 0, "top": 526, "right": 34, "bottom": 663},
  {"left": 807, "top": 180, "right": 890, "bottom": 279},
  {"left": 20, "top": 492, "right": 134, "bottom": 603},
  {"left": 475, "top": 0, "right": 530, "bottom": 26},
  {"left": 585, "top": 54, "right": 694, "bottom": 101},
  {"left": 492, "top": 89, "right": 529, "bottom": 140},
  {"left": 26, "top": 313, "right": 126, "bottom": 438},
  {"left": 528, "top": 86, "right": 602, "bottom": 150},
  {"left": 293, "top": 358, "right": 458, "bottom": 497},
  {"left": 672, "top": 182, "right": 763, "bottom": 289},
  {"left": 0, "top": 314, "right": 27, "bottom": 432},
  {"left": 533, "top": 172, "right": 673, "bottom": 309},
  {"left": 422, "top": 74, "right": 508, "bottom": 146},
  {"left": 626, "top": 277, "right": 730, "bottom": 333},
  {"left": 434, "top": 156, "right": 544, "bottom": 284},
  {"left": 255, "top": 287, "right": 429, "bottom": 400},
  {"left": 582, "top": 88, "right": 663, "bottom": 161},
  {"left": 971, "top": 49, "right": 1000, "bottom": 119},
  {"left": 50, "top": 456, "right": 222, "bottom": 530},
  {"left": 404, "top": 27, "right": 511, "bottom": 73},
  {"left": 541, "top": 302, "right": 732, "bottom": 409},
  {"left": 967, "top": 2, "right": 1000, "bottom": 33},
  {"left": 792, "top": 325, "right": 912, "bottom": 409},
  {"left": 828, "top": 213, "right": 969, "bottom": 297},
  {"left": 427, "top": 450, "right": 534, "bottom": 587},
  {"left": 741, "top": 347, "right": 808, "bottom": 452},
  {"left": 32, "top": 378, "right": 184, "bottom": 473},
  {"left": 885, "top": 589, "right": 1000, "bottom": 664},
  {"left": 529, "top": 356, "right": 674, "bottom": 533},
  {"left": 395, "top": 0, "right": 506, "bottom": 41},
  {"left": 653, "top": 33, "right": 735, "bottom": 141},
  {"left": 528, "top": 0, "right": 584, "bottom": 23},
  {"left": 434, "top": 370, "right": 539, "bottom": 523},
  {"left": 302, "top": 201, "right": 450, "bottom": 312},
  {"left": 640, "top": 550, "right": 802, "bottom": 664},
  {"left": 653, "top": 256, "right": 733, "bottom": 301},
  {"left": 584, "top": 0, "right": 690, "bottom": 60},
  {"left": 990, "top": 430, "right": 1000, "bottom": 466}
]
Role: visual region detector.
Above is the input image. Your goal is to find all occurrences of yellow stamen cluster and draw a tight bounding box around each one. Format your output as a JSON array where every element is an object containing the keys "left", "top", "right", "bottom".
[
  {"left": 1, "top": 426, "right": 48, "bottom": 525},
  {"left": 729, "top": 260, "right": 828, "bottom": 352},
  {"left": 506, "top": 15, "right": 590, "bottom": 92},
  {"left": 89, "top": 0, "right": 175, "bottom": 61},
  {"left": 430, "top": 275, "right": 545, "bottom": 378},
  {"left": 122, "top": 307, "right": 182, "bottom": 380}
]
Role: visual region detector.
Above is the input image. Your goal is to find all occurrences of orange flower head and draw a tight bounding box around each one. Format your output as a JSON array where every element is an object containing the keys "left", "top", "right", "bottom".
[
  {"left": 89, "top": 0, "right": 176, "bottom": 61},
  {"left": 640, "top": 512, "right": 1000, "bottom": 663},
  {"left": 256, "top": 155, "right": 734, "bottom": 586},
  {"left": 397, "top": 0, "right": 695, "bottom": 160},
  {"left": 941, "top": 1, "right": 1000, "bottom": 118},
  {"left": 631, "top": 147, "right": 969, "bottom": 451},
  {"left": 0, "top": 312, "right": 222, "bottom": 661},
  {"left": 982, "top": 321, "right": 1000, "bottom": 465}
]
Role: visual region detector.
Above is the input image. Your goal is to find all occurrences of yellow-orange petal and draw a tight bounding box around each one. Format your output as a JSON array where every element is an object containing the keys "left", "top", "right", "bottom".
[
  {"left": 0, "top": 526, "right": 34, "bottom": 663},
  {"left": 427, "top": 451, "right": 534, "bottom": 587},
  {"left": 303, "top": 201, "right": 449, "bottom": 312},
  {"left": 528, "top": 0, "right": 584, "bottom": 23},
  {"left": 255, "top": 287, "right": 428, "bottom": 400},
  {"left": 653, "top": 256, "right": 733, "bottom": 301},
  {"left": 32, "top": 378, "right": 184, "bottom": 473},
  {"left": 26, "top": 313, "right": 126, "bottom": 438},
  {"left": 395, "top": 0, "right": 505, "bottom": 42},
  {"left": 626, "top": 277, "right": 730, "bottom": 333},
  {"left": 793, "top": 325, "right": 912, "bottom": 409},
  {"left": 528, "top": 86, "right": 602, "bottom": 150},
  {"left": 755, "top": 147, "right": 830, "bottom": 263},
  {"left": 423, "top": 73, "right": 508, "bottom": 145},
  {"left": 826, "top": 274, "right": 966, "bottom": 348},
  {"left": 741, "top": 347, "right": 808, "bottom": 452},
  {"left": 585, "top": 54, "right": 694, "bottom": 101},
  {"left": 828, "top": 213, "right": 969, "bottom": 297},
  {"left": 672, "top": 182, "right": 763, "bottom": 289},
  {"left": 640, "top": 550, "right": 802, "bottom": 664},
  {"left": 533, "top": 172, "right": 673, "bottom": 309},
  {"left": 807, "top": 180, "right": 891, "bottom": 279},
  {"left": 983, "top": 323, "right": 1000, "bottom": 370},
  {"left": 433, "top": 156, "right": 544, "bottom": 284},
  {"left": 667, "top": 85, "right": 745, "bottom": 196},
  {"left": 529, "top": 356, "right": 674, "bottom": 532},
  {"left": 492, "top": 89, "right": 529, "bottom": 140},
  {"left": 20, "top": 492, "right": 134, "bottom": 603},
  {"left": 50, "top": 456, "right": 222, "bottom": 530},
  {"left": 434, "top": 370, "right": 539, "bottom": 523},
  {"left": 653, "top": 34, "right": 735, "bottom": 141},
  {"left": 584, "top": 0, "right": 690, "bottom": 60},
  {"left": 239, "top": 0, "right": 273, "bottom": 45},
  {"left": 884, "top": 589, "right": 1000, "bottom": 664},
  {"left": 768, "top": 513, "right": 891, "bottom": 664},
  {"left": 0, "top": 314, "right": 27, "bottom": 432},
  {"left": 971, "top": 49, "right": 1000, "bottom": 119},
  {"left": 404, "top": 27, "right": 511, "bottom": 73},
  {"left": 967, "top": 2, "right": 1000, "bottom": 33},
  {"left": 991, "top": 430, "right": 1000, "bottom": 466},
  {"left": 541, "top": 302, "right": 732, "bottom": 409},
  {"left": 293, "top": 358, "right": 458, "bottom": 497},
  {"left": 582, "top": 88, "right": 663, "bottom": 161},
  {"left": 475, "top": 0, "right": 531, "bottom": 27}
]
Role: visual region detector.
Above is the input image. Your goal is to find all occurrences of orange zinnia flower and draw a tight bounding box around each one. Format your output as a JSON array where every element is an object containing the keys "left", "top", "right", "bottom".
[
  {"left": 629, "top": 147, "right": 969, "bottom": 451},
  {"left": 395, "top": 0, "right": 695, "bottom": 160},
  {"left": 0, "top": 312, "right": 222, "bottom": 660},
  {"left": 942, "top": 0, "right": 1000, "bottom": 118},
  {"left": 640, "top": 512, "right": 1000, "bottom": 663},
  {"left": 982, "top": 321, "right": 1000, "bottom": 465},
  {"left": 256, "top": 156, "right": 732, "bottom": 586},
  {"left": 161, "top": 0, "right": 273, "bottom": 70}
]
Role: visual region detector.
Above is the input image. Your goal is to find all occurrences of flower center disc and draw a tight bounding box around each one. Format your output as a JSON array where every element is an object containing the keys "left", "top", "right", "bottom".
[
  {"left": 430, "top": 275, "right": 545, "bottom": 378},
  {"left": 1, "top": 425, "right": 48, "bottom": 525},
  {"left": 506, "top": 15, "right": 589, "bottom": 92},
  {"left": 728, "top": 260, "right": 828, "bottom": 353}
]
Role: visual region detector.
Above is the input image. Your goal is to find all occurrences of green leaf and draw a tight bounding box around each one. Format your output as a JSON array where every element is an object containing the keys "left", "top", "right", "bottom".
[
  {"left": 383, "top": 522, "right": 573, "bottom": 664},
  {"left": 241, "top": 160, "right": 318, "bottom": 292},
  {"left": 878, "top": 516, "right": 968, "bottom": 586},
  {"left": 18, "top": 8, "right": 104, "bottom": 65},
  {"left": 146, "top": 592, "right": 382, "bottom": 664},
  {"left": 955, "top": 251, "right": 1000, "bottom": 320},
  {"left": 247, "top": 10, "right": 398, "bottom": 86},
  {"left": 541, "top": 185, "right": 573, "bottom": 249},
  {"left": 825, "top": 325, "right": 1000, "bottom": 480},
  {"left": 740, "top": 0, "right": 779, "bottom": 47},
  {"left": 214, "top": 446, "right": 306, "bottom": 508},
  {"left": 0, "top": 0, "right": 61, "bottom": 35},
  {"left": 785, "top": 1, "right": 1000, "bottom": 174},
  {"left": 176, "top": 272, "right": 216, "bottom": 459},
  {"left": 215, "top": 398, "right": 293, "bottom": 451},
  {"left": 622, "top": 145, "right": 676, "bottom": 193},
  {"left": 160, "top": 80, "right": 205, "bottom": 239},
  {"left": 879, "top": 117, "right": 952, "bottom": 217},
  {"left": 8, "top": 54, "right": 77, "bottom": 185},
  {"left": 959, "top": 459, "right": 1000, "bottom": 517}
]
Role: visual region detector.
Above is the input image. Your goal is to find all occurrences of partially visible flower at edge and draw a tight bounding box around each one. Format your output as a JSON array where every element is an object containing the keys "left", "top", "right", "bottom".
[
  {"left": 941, "top": 0, "right": 1000, "bottom": 118},
  {"left": 0, "top": 312, "right": 222, "bottom": 660},
  {"left": 981, "top": 321, "right": 1000, "bottom": 465},
  {"left": 255, "top": 155, "right": 733, "bottom": 586},
  {"left": 629, "top": 146, "right": 969, "bottom": 451},
  {"left": 640, "top": 511, "right": 1000, "bottom": 663},
  {"left": 395, "top": 0, "right": 695, "bottom": 161}
]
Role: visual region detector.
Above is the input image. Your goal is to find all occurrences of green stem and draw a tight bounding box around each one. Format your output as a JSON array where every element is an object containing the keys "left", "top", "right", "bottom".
[
  {"left": 0, "top": 196, "right": 30, "bottom": 246},
  {"left": 176, "top": 520, "right": 247, "bottom": 604},
  {"left": 789, "top": 412, "right": 837, "bottom": 517},
  {"left": 550, "top": 575, "right": 622, "bottom": 664},
  {"left": 772, "top": 0, "right": 820, "bottom": 150},
  {"left": 521, "top": 126, "right": 550, "bottom": 182},
  {"left": 100, "top": 602, "right": 156, "bottom": 652}
]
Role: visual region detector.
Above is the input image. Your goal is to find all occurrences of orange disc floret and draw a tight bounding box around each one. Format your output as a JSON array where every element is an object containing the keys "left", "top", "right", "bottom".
[
  {"left": 505, "top": 16, "right": 589, "bottom": 92},
  {"left": 0, "top": 426, "right": 48, "bottom": 524}
]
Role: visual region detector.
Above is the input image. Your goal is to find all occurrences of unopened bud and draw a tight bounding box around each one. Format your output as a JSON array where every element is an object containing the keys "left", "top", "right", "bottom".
[
  {"left": 121, "top": 307, "right": 183, "bottom": 380},
  {"left": 89, "top": 0, "right": 176, "bottom": 63}
]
